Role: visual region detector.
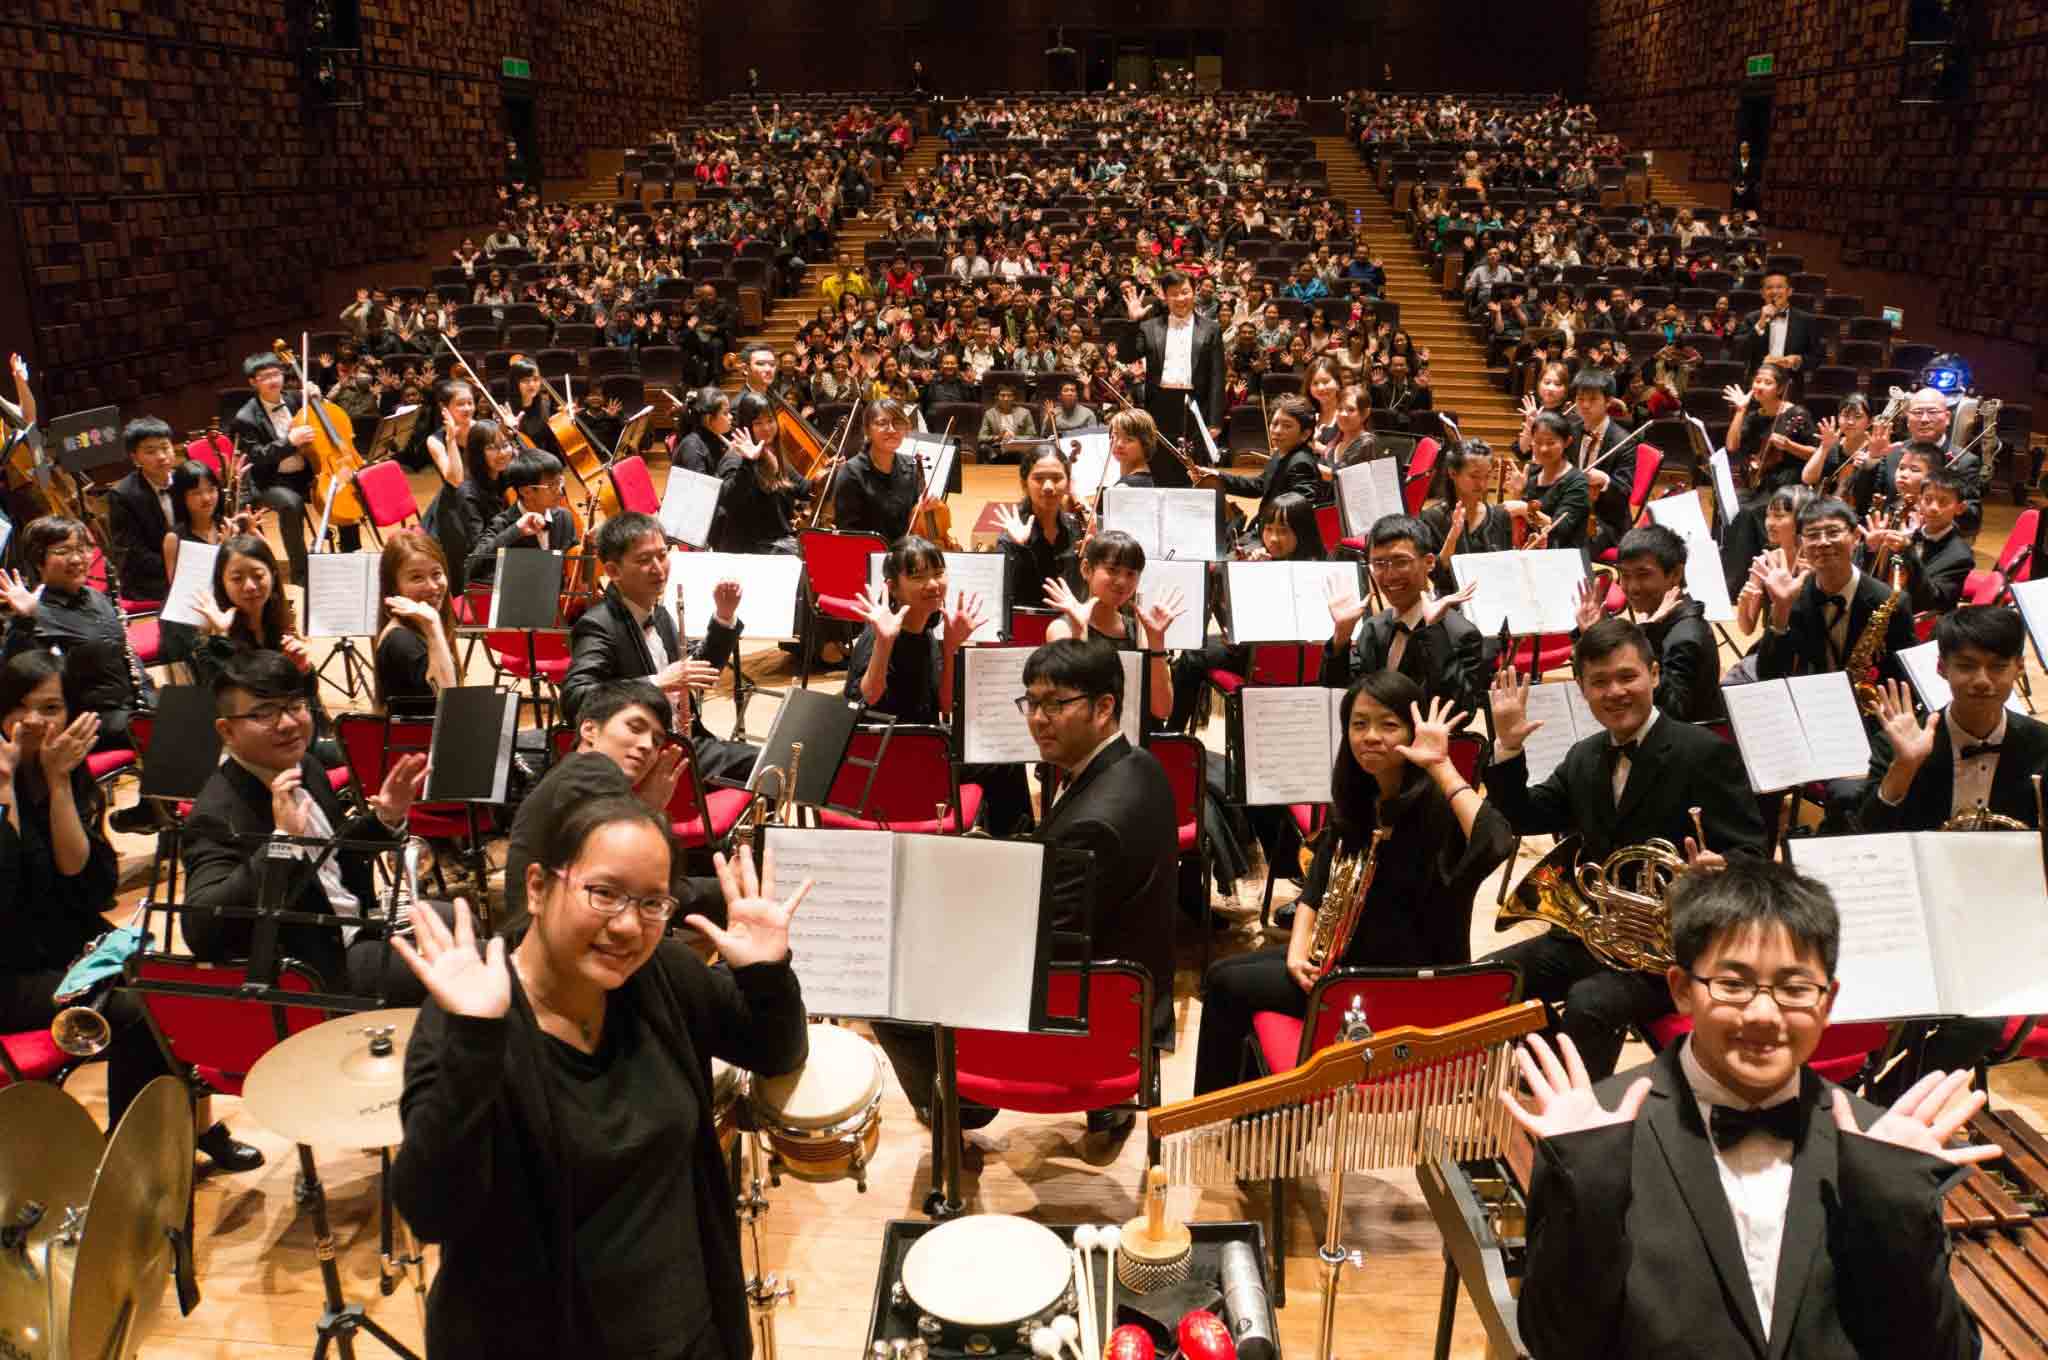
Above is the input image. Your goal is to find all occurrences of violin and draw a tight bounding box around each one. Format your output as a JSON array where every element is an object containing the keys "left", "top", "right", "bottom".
[
  {"left": 912, "top": 417, "right": 961, "bottom": 550},
  {"left": 273, "top": 339, "right": 363, "bottom": 534}
]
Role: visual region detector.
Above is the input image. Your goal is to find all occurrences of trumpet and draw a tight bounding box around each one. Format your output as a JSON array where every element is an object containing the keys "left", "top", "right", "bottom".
[
  {"left": 736, "top": 741, "right": 802, "bottom": 849},
  {"left": 1497, "top": 835, "right": 1683, "bottom": 973},
  {"left": 1302, "top": 826, "right": 1393, "bottom": 980}
]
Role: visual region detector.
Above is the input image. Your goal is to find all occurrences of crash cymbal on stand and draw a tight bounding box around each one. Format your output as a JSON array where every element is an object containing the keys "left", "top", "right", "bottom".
[
  {"left": 0, "top": 1083, "right": 104, "bottom": 1360},
  {"left": 64, "top": 1075, "right": 194, "bottom": 1360},
  {"left": 242, "top": 1008, "right": 419, "bottom": 1148}
]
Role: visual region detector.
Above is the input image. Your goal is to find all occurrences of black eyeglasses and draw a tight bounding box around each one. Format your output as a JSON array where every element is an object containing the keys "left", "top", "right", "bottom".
[
  {"left": 1687, "top": 974, "right": 1829, "bottom": 1011},
  {"left": 1014, "top": 693, "right": 1092, "bottom": 718}
]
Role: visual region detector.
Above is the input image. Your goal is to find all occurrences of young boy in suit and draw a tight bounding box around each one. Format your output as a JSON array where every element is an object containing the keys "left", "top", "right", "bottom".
[
  {"left": 1508, "top": 857, "right": 1990, "bottom": 1360},
  {"left": 1573, "top": 523, "right": 1723, "bottom": 722}
]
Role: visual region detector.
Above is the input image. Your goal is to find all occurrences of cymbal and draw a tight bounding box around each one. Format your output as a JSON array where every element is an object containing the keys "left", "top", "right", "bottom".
[
  {"left": 242, "top": 1008, "right": 419, "bottom": 1147},
  {"left": 66, "top": 1075, "right": 193, "bottom": 1360},
  {"left": 0, "top": 1083, "right": 103, "bottom": 1360}
]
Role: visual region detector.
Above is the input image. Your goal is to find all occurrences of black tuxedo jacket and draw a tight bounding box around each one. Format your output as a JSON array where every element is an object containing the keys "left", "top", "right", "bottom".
[
  {"left": 561, "top": 584, "right": 741, "bottom": 728},
  {"left": 1853, "top": 707, "right": 2048, "bottom": 832},
  {"left": 1755, "top": 569, "right": 1915, "bottom": 686},
  {"left": 1884, "top": 528, "right": 1975, "bottom": 615},
  {"left": 1214, "top": 444, "right": 1327, "bottom": 518},
  {"left": 106, "top": 470, "right": 172, "bottom": 603},
  {"left": 1321, "top": 606, "right": 1483, "bottom": 716},
  {"left": 1645, "top": 598, "right": 1723, "bottom": 723},
  {"left": 1578, "top": 418, "right": 1637, "bottom": 545},
  {"left": 1739, "top": 307, "right": 1828, "bottom": 380},
  {"left": 1037, "top": 735, "right": 1179, "bottom": 1037},
  {"left": 181, "top": 754, "right": 398, "bottom": 989},
  {"left": 229, "top": 394, "right": 312, "bottom": 493},
  {"left": 1132, "top": 312, "right": 1226, "bottom": 478},
  {"left": 1487, "top": 711, "right": 1764, "bottom": 862},
  {"left": 1519, "top": 1043, "right": 1975, "bottom": 1360}
]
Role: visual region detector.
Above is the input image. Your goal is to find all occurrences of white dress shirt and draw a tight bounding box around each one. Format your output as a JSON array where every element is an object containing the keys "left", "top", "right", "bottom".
[
  {"left": 621, "top": 594, "right": 672, "bottom": 673},
  {"left": 235, "top": 754, "right": 363, "bottom": 942},
  {"left": 1767, "top": 312, "right": 1790, "bottom": 358},
  {"left": 1607, "top": 706, "right": 1660, "bottom": 805},
  {"left": 1680, "top": 1038, "right": 1799, "bottom": 1338},
  {"left": 1384, "top": 599, "right": 1427, "bottom": 675},
  {"left": 1160, "top": 315, "right": 1195, "bottom": 389},
  {"left": 1946, "top": 706, "right": 2006, "bottom": 816}
]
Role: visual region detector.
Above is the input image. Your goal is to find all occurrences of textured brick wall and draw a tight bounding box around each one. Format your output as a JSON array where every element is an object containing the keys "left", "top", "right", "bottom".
[
  {"left": 0, "top": 0, "right": 697, "bottom": 410},
  {"left": 1583, "top": 0, "right": 2048, "bottom": 346}
]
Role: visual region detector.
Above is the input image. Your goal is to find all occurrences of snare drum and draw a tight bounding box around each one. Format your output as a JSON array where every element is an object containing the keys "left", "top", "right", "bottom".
[
  {"left": 748, "top": 1023, "right": 884, "bottom": 1188},
  {"left": 710, "top": 1056, "right": 743, "bottom": 1157}
]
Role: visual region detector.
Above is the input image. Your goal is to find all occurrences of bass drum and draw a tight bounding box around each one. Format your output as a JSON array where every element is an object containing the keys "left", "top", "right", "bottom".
[{"left": 0, "top": 1083, "right": 103, "bottom": 1359}]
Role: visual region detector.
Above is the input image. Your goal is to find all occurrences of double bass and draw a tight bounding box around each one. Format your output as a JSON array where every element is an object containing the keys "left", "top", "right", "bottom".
[{"left": 271, "top": 338, "right": 363, "bottom": 537}]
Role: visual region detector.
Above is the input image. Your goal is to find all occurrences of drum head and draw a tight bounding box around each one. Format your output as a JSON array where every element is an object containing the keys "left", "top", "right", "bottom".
[
  {"left": 64, "top": 1077, "right": 193, "bottom": 1360},
  {"left": 750, "top": 1023, "right": 882, "bottom": 1128},
  {"left": 902, "top": 1215, "right": 1070, "bottom": 1327}
]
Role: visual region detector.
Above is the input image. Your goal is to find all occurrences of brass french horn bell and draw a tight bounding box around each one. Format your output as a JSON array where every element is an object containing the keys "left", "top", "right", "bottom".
[{"left": 1497, "top": 834, "right": 1681, "bottom": 974}]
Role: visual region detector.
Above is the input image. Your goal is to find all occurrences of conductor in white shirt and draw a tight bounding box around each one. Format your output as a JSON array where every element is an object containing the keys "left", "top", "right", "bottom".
[{"left": 1122, "top": 270, "right": 1225, "bottom": 487}]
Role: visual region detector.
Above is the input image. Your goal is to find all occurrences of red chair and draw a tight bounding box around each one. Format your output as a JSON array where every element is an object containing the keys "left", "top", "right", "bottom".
[
  {"left": 1993, "top": 508, "right": 2038, "bottom": 586},
  {"left": 953, "top": 961, "right": 1160, "bottom": 1164},
  {"left": 1400, "top": 437, "right": 1441, "bottom": 515},
  {"left": 0, "top": 1028, "right": 79, "bottom": 1087},
  {"left": 184, "top": 432, "right": 229, "bottom": 480},
  {"left": 334, "top": 714, "right": 495, "bottom": 906},
  {"left": 1313, "top": 502, "right": 1343, "bottom": 553},
  {"left": 1960, "top": 568, "right": 2006, "bottom": 607},
  {"left": 128, "top": 957, "right": 331, "bottom": 1097},
  {"left": 819, "top": 726, "right": 982, "bottom": 834},
  {"left": 1206, "top": 642, "right": 1323, "bottom": 699},
  {"left": 607, "top": 455, "right": 661, "bottom": 516},
  {"left": 1147, "top": 733, "right": 1207, "bottom": 968},
  {"left": 1643, "top": 1014, "right": 1895, "bottom": 1087},
  {"left": 1245, "top": 962, "right": 1525, "bottom": 1304},
  {"left": 1991, "top": 1015, "right": 2048, "bottom": 1064},
  {"left": 351, "top": 459, "right": 423, "bottom": 545},
  {"left": 1009, "top": 607, "right": 1057, "bottom": 646},
  {"left": 1591, "top": 444, "right": 1666, "bottom": 567},
  {"left": 796, "top": 528, "right": 888, "bottom": 689}
]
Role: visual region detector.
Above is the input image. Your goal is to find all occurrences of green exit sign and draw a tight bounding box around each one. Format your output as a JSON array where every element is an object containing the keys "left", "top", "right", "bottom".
[
  {"left": 1746, "top": 53, "right": 1774, "bottom": 77},
  {"left": 503, "top": 57, "right": 531, "bottom": 79}
]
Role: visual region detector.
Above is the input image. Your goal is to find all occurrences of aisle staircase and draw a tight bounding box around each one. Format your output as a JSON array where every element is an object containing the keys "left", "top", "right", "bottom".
[{"left": 1317, "top": 136, "right": 1522, "bottom": 449}]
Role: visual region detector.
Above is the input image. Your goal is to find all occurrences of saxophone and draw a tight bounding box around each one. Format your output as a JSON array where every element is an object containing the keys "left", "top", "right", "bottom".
[
  {"left": 1846, "top": 586, "right": 1905, "bottom": 714},
  {"left": 1303, "top": 826, "right": 1393, "bottom": 980}
]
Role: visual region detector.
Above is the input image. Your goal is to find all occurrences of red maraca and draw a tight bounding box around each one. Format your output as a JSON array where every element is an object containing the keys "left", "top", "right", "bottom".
[
  {"left": 1177, "top": 1309, "right": 1237, "bottom": 1360},
  {"left": 1106, "top": 1323, "right": 1156, "bottom": 1360}
]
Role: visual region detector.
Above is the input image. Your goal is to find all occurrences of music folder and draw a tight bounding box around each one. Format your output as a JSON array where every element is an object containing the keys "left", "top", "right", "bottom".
[
  {"left": 900, "top": 430, "right": 962, "bottom": 496},
  {"left": 138, "top": 686, "right": 223, "bottom": 802},
  {"left": 1490, "top": 680, "right": 1600, "bottom": 785},
  {"left": 616, "top": 404, "right": 657, "bottom": 457},
  {"left": 1101, "top": 485, "right": 1223, "bottom": 561},
  {"left": 1227, "top": 686, "right": 1345, "bottom": 805},
  {"left": 304, "top": 552, "right": 382, "bottom": 637},
  {"left": 1450, "top": 549, "right": 1586, "bottom": 638},
  {"left": 158, "top": 542, "right": 221, "bottom": 629},
  {"left": 424, "top": 687, "right": 521, "bottom": 803},
  {"left": 1335, "top": 457, "right": 1403, "bottom": 539},
  {"left": 745, "top": 685, "right": 859, "bottom": 806},
  {"left": 366, "top": 405, "right": 421, "bottom": 461},
  {"left": 486, "top": 549, "right": 564, "bottom": 628},
  {"left": 1137, "top": 557, "right": 1206, "bottom": 651},
  {"left": 1720, "top": 672, "right": 1871, "bottom": 792},
  {"left": 656, "top": 465, "right": 722, "bottom": 549},
  {"left": 1642, "top": 489, "right": 1736, "bottom": 623},
  {"left": 1223, "top": 560, "right": 1362, "bottom": 644},
  {"left": 667, "top": 549, "right": 806, "bottom": 640},
  {"left": 1790, "top": 832, "right": 2048, "bottom": 1023},
  {"left": 764, "top": 827, "right": 1095, "bottom": 1035}
]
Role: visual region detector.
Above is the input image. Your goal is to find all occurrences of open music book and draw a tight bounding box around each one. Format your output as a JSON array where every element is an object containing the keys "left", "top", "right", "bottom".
[
  {"left": 1897, "top": 639, "right": 2027, "bottom": 717},
  {"left": 1790, "top": 832, "right": 2048, "bottom": 1022},
  {"left": 366, "top": 405, "right": 420, "bottom": 461},
  {"left": 1720, "top": 672, "right": 1871, "bottom": 792},
  {"left": 1224, "top": 560, "right": 1361, "bottom": 644},
  {"left": 423, "top": 686, "right": 521, "bottom": 803},
  {"left": 1335, "top": 458, "right": 1403, "bottom": 539},
  {"left": 1450, "top": 549, "right": 1586, "bottom": 637},
  {"left": 765, "top": 827, "right": 1070, "bottom": 1031},
  {"left": 160, "top": 542, "right": 222, "bottom": 629},
  {"left": 666, "top": 549, "right": 805, "bottom": 640},
  {"left": 656, "top": 465, "right": 722, "bottom": 549},
  {"left": 1101, "top": 485, "right": 1223, "bottom": 561},
  {"left": 865, "top": 550, "right": 1007, "bottom": 643},
  {"left": 899, "top": 430, "right": 961, "bottom": 497},
  {"left": 1231, "top": 686, "right": 1345, "bottom": 804},
  {"left": 486, "top": 549, "right": 563, "bottom": 629},
  {"left": 1643, "top": 489, "right": 1737, "bottom": 622},
  {"left": 1494, "top": 681, "right": 1602, "bottom": 785},
  {"left": 1137, "top": 557, "right": 1207, "bottom": 651},
  {"left": 956, "top": 646, "right": 1143, "bottom": 763},
  {"left": 2006, "top": 579, "right": 2048, "bottom": 669},
  {"left": 304, "top": 553, "right": 382, "bottom": 637}
]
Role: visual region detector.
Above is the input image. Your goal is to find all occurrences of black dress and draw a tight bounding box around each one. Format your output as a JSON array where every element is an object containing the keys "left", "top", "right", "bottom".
[
  {"left": 998, "top": 504, "right": 1084, "bottom": 609},
  {"left": 375, "top": 625, "right": 438, "bottom": 718},
  {"left": 1422, "top": 500, "right": 1517, "bottom": 596},
  {"left": 1718, "top": 402, "right": 1816, "bottom": 595},
  {"left": 833, "top": 449, "right": 925, "bottom": 543},
  {"left": 710, "top": 454, "right": 804, "bottom": 555},
  {"left": 1528, "top": 463, "right": 1590, "bottom": 550}
]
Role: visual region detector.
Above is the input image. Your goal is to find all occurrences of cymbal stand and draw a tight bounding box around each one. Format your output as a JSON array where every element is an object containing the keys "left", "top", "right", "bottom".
[
  {"left": 376, "top": 1148, "right": 428, "bottom": 1329},
  {"left": 1314, "top": 999, "right": 1373, "bottom": 1360},
  {"left": 738, "top": 1127, "right": 795, "bottom": 1360},
  {"left": 297, "top": 1140, "right": 420, "bottom": 1359}
]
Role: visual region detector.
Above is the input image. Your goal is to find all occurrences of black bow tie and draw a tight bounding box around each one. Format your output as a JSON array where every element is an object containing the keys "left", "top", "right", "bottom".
[
  {"left": 1958, "top": 742, "right": 2003, "bottom": 761},
  {"left": 1709, "top": 1100, "right": 1802, "bottom": 1150},
  {"left": 1390, "top": 619, "right": 1416, "bottom": 636},
  {"left": 1603, "top": 739, "right": 1639, "bottom": 772}
]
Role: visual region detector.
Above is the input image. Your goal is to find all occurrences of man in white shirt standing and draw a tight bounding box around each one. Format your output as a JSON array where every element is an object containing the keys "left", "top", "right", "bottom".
[
  {"left": 1506, "top": 857, "right": 1988, "bottom": 1360},
  {"left": 1122, "top": 269, "right": 1224, "bottom": 487}
]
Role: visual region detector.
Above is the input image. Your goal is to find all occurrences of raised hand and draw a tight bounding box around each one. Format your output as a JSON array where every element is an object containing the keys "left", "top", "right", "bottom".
[
  {"left": 383, "top": 595, "right": 442, "bottom": 629},
  {"left": 690, "top": 846, "right": 812, "bottom": 968},
  {"left": 853, "top": 584, "right": 907, "bottom": 642},
  {"left": 1874, "top": 679, "right": 1939, "bottom": 770},
  {"left": 0, "top": 569, "right": 41, "bottom": 617},
  {"left": 1499, "top": 1033, "right": 1652, "bottom": 1142},
  {"left": 942, "top": 588, "right": 987, "bottom": 649},
  {"left": 1421, "top": 578, "right": 1478, "bottom": 629},
  {"left": 269, "top": 765, "right": 313, "bottom": 838},
  {"left": 1722, "top": 382, "right": 1750, "bottom": 412},
  {"left": 725, "top": 425, "right": 766, "bottom": 462},
  {"left": 1572, "top": 576, "right": 1605, "bottom": 632},
  {"left": 391, "top": 898, "right": 509, "bottom": 1020},
  {"left": 1488, "top": 665, "right": 1544, "bottom": 750},
  {"left": 190, "top": 591, "right": 235, "bottom": 637},
  {"left": 7, "top": 353, "right": 27, "bottom": 387},
  {"left": 1392, "top": 696, "right": 1470, "bottom": 768},
  {"left": 280, "top": 635, "right": 314, "bottom": 674},
  {"left": 1042, "top": 575, "right": 1096, "bottom": 636},
  {"left": 1323, "top": 573, "right": 1370, "bottom": 637},
  {"left": 991, "top": 501, "right": 1033, "bottom": 546},
  {"left": 1136, "top": 585, "right": 1185, "bottom": 647},
  {"left": 633, "top": 744, "right": 686, "bottom": 813},
  {"left": 1816, "top": 415, "right": 1840, "bottom": 452},
  {"left": 1750, "top": 553, "right": 1810, "bottom": 610},
  {"left": 37, "top": 711, "right": 98, "bottom": 779},
  {"left": 369, "top": 752, "right": 429, "bottom": 826},
  {"left": 1832, "top": 1070, "right": 1997, "bottom": 1168}
]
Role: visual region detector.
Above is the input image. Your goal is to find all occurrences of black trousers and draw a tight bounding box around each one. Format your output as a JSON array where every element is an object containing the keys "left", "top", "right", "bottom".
[
  {"left": 1142, "top": 389, "right": 1195, "bottom": 488},
  {"left": 1, "top": 969, "right": 168, "bottom": 1130},
  {"left": 1484, "top": 929, "right": 1672, "bottom": 1080},
  {"left": 1193, "top": 946, "right": 1306, "bottom": 1094}
]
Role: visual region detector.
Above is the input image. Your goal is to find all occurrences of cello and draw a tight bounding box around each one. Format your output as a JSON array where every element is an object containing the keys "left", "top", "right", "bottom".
[
  {"left": 550, "top": 373, "right": 619, "bottom": 518},
  {"left": 766, "top": 387, "right": 832, "bottom": 481},
  {"left": 272, "top": 338, "right": 363, "bottom": 541}
]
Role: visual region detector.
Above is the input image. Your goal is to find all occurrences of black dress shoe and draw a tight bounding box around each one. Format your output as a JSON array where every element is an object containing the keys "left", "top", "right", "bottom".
[
  {"left": 1085, "top": 1108, "right": 1136, "bottom": 1139},
  {"left": 195, "top": 1122, "right": 265, "bottom": 1173}
]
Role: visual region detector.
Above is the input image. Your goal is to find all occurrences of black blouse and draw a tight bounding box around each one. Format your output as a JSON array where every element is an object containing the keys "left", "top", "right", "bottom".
[
  {"left": 998, "top": 504, "right": 1083, "bottom": 608},
  {"left": 843, "top": 612, "right": 945, "bottom": 725},
  {"left": 1529, "top": 463, "right": 1591, "bottom": 550},
  {"left": 376, "top": 626, "right": 437, "bottom": 717},
  {"left": 833, "top": 450, "right": 926, "bottom": 543},
  {"left": 711, "top": 453, "right": 805, "bottom": 554},
  {"left": 1302, "top": 766, "right": 1513, "bottom": 968},
  {"left": 0, "top": 765, "right": 118, "bottom": 975},
  {"left": 1732, "top": 402, "right": 1816, "bottom": 500},
  {"left": 1422, "top": 500, "right": 1518, "bottom": 595}
]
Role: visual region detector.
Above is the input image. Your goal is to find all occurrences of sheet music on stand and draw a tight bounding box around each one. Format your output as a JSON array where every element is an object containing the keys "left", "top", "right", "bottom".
[
  {"left": 1185, "top": 395, "right": 1223, "bottom": 467},
  {"left": 1689, "top": 416, "right": 1738, "bottom": 526},
  {"left": 1897, "top": 639, "right": 2026, "bottom": 717},
  {"left": 1643, "top": 489, "right": 1736, "bottom": 622},
  {"left": 657, "top": 464, "right": 722, "bottom": 549},
  {"left": 1492, "top": 680, "right": 1600, "bottom": 785},
  {"left": 764, "top": 827, "right": 1092, "bottom": 1034},
  {"left": 667, "top": 549, "right": 806, "bottom": 640},
  {"left": 1450, "top": 549, "right": 1586, "bottom": 637},
  {"left": 158, "top": 542, "right": 221, "bottom": 628},
  {"left": 1230, "top": 686, "right": 1345, "bottom": 804},
  {"left": 365, "top": 405, "right": 421, "bottom": 461},
  {"left": 1137, "top": 557, "right": 1207, "bottom": 651},
  {"left": 303, "top": 553, "right": 382, "bottom": 637},
  {"left": 955, "top": 645, "right": 1144, "bottom": 763},
  {"left": 2007, "top": 579, "right": 2048, "bottom": 672},
  {"left": 1790, "top": 832, "right": 2048, "bottom": 1023},
  {"left": 745, "top": 686, "right": 861, "bottom": 806},
  {"left": 616, "top": 405, "right": 657, "bottom": 458},
  {"left": 424, "top": 686, "right": 522, "bottom": 803},
  {"left": 900, "top": 431, "right": 961, "bottom": 497},
  {"left": 865, "top": 550, "right": 1007, "bottom": 643},
  {"left": 1063, "top": 428, "right": 1117, "bottom": 498},
  {"left": 487, "top": 549, "right": 564, "bottom": 628},
  {"left": 1224, "top": 560, "right": 1361, "bottom": 644},
  {"left": 1335, "top": 458, "right": 1404, "bottom": 539},
  {"left": 1101, "top": 485, "right": 1223, "bottom": 561},
  {"left": 1719, "top": 671, "right": 1871, "bottom": 791}
]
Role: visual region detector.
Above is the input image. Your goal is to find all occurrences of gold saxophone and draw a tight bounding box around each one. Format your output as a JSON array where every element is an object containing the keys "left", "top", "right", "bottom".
[
  {"left": 1846, "top": 586, "right": 1905, "bottom": 714},
  {"left": 1497, "top": 835, "right": 1684, "bottom": 973},
  {"left": 1303, "top": 827, "right": 1393, "bottom": 980}
]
